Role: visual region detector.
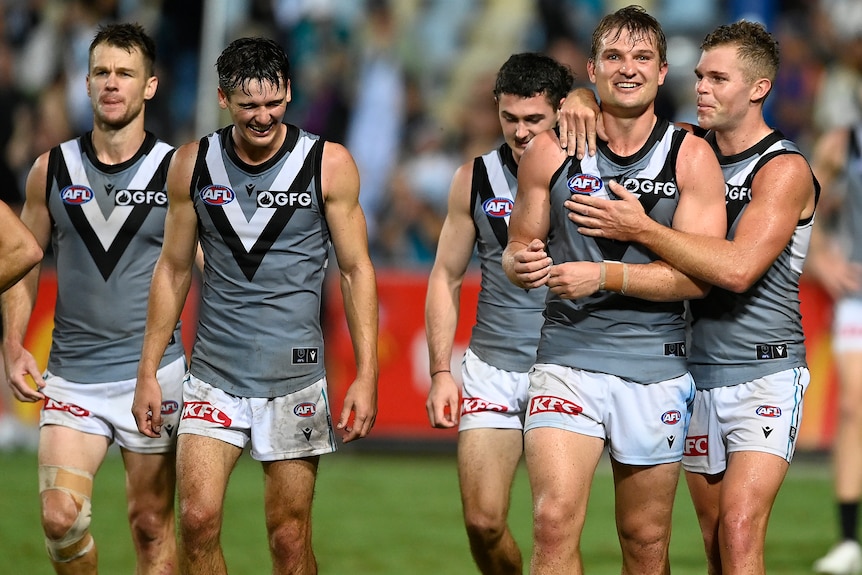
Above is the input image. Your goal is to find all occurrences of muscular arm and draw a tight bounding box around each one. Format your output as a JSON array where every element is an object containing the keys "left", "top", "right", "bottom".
[
  {"left": 550, "top": 131, "right": 726, "bottom": 301},
  {"left": 502, "top": 130, "right": 557, "bottom": 289},
  {"left": 2, "top": 153, "right": 53, "bottom": 401},
  {"left": 322, "top": 141, "right": 379, "bottom": 443},
  {"left": 132, "top": 143, "right": 199, "bottom": 437},
  {"left": 424, "top": 162, "right": 476, "bottom": 428},
  {"left": 0, "top": 201, "right": 41, "bottom": 293},
  {"left": 570, "top": 141, "right": 815, "bottom": 293}
]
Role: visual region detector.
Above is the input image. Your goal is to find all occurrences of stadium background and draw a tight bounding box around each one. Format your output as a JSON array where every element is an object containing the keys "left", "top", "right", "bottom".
[{"left": 0, "top": 0, "right": 861, "bottom": 452}]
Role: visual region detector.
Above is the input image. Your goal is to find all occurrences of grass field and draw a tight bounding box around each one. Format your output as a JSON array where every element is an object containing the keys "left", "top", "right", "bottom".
[{"left": 0, "top": 446, "right": 838, "bottom": 574}]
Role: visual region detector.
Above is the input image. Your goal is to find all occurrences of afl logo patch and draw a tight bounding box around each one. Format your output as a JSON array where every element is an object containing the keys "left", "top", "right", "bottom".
[
  {"left": 61, "top": 185, "right": 94, "bottom": 205},
  {"left": 294, "top": 402, "right": 317, "bottom": 417},
  {"left": 567, "top": 173, "right": 604, "bottom": 195},
  {"left": 160, "top": 400, "right": 180, "bottom": 415},
  {"left": 482, "top": 197, "right": 513, "bottom": 218},
  {"left": 661, "top": 410, "right": 681, "bottom": 424},
  {"left": 200, "top": 184, "right": 235, "bottom": 205}
]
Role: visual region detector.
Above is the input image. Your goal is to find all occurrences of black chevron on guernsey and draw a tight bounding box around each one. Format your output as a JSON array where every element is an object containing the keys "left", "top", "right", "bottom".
[
  {"left": 48, "top": 146, "right": 172, "bottom": 281},
  {"left": 196, "top": 135, "right": 321, "bottom": 282}
]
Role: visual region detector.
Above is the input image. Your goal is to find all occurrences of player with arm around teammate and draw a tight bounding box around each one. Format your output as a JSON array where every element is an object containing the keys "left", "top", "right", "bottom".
[
  {"left": 131, "top": 37, "right": 378, "bottom": 575},
  {"left": 502, "top": 6, "right": 726, "bottom": 574},
  {"left": 565, "top": 20, "right": 819, "bottom": 574},
  {"left": 425, "top": 52, "right": 574, "bottom": 575},
  {"left": 2, "top": 23, "right": 183, "bottom": 574}
]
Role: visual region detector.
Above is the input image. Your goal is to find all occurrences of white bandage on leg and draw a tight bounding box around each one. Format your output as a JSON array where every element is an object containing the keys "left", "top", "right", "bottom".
[{"left": 39, "top": 465, "right": 95, "bottom": 563}]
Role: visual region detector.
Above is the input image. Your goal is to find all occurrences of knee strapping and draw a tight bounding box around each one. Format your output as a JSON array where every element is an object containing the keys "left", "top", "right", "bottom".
[{"left": 39, "top": 465, "right": 94, "bottom": 563}]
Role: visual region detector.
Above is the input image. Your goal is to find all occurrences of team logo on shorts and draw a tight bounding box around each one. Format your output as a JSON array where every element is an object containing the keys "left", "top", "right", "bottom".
[
  {"left": 161, "top": 400, "right": 179, "bottom": 415},
  {"left": 684, "top": 435, "right": 708, "bottom": 456},
  {"left": 756, "top": 405, "right": 782, "bottom": 417},
  {"left": 462, "top": 398, "right": 508, "bottom": 414},
  {"left": 661, "top": 410, "right": 681, "bottom": 425},
  {"left": 181, "top": 401, "right": 232, "bottom": 426},
  {"left": 294, "top": 402, "right": 317, "bottom": 417},
  {"left": 43, "top": 398, "right": 90, "bottom": 417},
  {"left": 529, "top": 396, "right": 583, "bottom": 416},
  {"left": 482, "top": 197, "right": 513, "bottom": 218}
]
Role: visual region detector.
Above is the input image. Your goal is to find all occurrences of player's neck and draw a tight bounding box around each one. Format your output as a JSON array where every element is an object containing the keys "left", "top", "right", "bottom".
[
  {"left": 90, "top": 118, "right": 147, "bottom": 166},
  {"left": 713, "top": 114, "right": 772, "bottom": 157},
  {"left": 601, "top": 110, "right": 657, "bottom": 157}
]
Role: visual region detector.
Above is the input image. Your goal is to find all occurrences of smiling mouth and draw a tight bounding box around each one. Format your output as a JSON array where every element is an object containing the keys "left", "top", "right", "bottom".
[
  {"left": 249, "top": 124, "right": 272, "bottom": 134},
  {"left": 616, "top": 82, "right": 639, "bottom": 89}
]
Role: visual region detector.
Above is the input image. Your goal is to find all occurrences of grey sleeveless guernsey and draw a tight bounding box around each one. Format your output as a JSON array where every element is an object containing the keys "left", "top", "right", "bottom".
[
  {"left": 189, "top": 125, "right": 329, "bottom": 398},
  {"left": 688, "top": 130, "right": 816, "bottom": 389},
  {"left": 836, "top": 125, "right": 862, "bottom": 299},
  {"left": 469, "top": 144, "right": 546, "bottom": 372},
  {"left": 45, "top": 132, "right": 183, "bottom": 382},
  {"left": 537, "top": 119, "right": 689, "bottom": 383}
]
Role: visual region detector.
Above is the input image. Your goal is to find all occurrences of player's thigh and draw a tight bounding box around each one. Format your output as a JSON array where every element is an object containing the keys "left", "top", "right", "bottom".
[
  {"left": 38, "top": 424, "right": 110, "bottom": 474},
  {"left": 525, "top": 427, "right": 604, "bottom": 516},
  {"left": 121, "top": 448, "right": 176, "bottom": 512},
  {"left": 176, "top": 433, "right": 242, "bottom": 515},
  {"left": 262, "top": 457, "right": 320, "bottom": 527},
  {"left": 457, "top": 428, "right": 523, "bottom": 512},
  {"left": 721, "top": 451, "right": 788, "bottom": 521},
  {"left": 612, "top": 459, "right": 681, "bottom": 536}
]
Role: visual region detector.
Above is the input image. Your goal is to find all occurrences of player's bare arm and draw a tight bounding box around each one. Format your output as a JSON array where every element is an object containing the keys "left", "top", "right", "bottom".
[
  {"left": 502, "top": 130, "right": 557, "bottom": 289},
  {"left": 321, "top": 141, "right": 379, "bottom": 443},
  {"left": 2, "top": 153, "right": 53, "bottom": 402},
  {"left": 806, "top": 127, "right": 862, "bottom": 298},
  {"left": 132, "top": 143, "right": 199, "bottom": 437},
  {"left": 0, "top": 201, "right": 41, "bottom": 293},
  {"left": 425, "top": 162, "right": 476, "bottom": 428}
]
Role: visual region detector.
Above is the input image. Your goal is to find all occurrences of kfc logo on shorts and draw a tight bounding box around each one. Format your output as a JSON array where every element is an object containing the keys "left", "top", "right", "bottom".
[
  {"left": 756, "top": 405, "right": 782, "bottom": 418},
  {"left": 684, "top": 435, "right": 708, "bottom": 456},
  {"left": 43, "top": 398, "right": 90, "bottom": 417},
  {"left": 462, "top": 398, "right": 509, "bottom": 414},
  {"left": 529, "top": 396, "right": 583, "bottom": 416},
  {"left": 181, "top": 401, "right": 232, "bottom": 426},
  {"left": 661, "top": 410, "right": 681, "bottom": 425},
  {"left": 161, "top": 400, "right": 179, "bottom": 415},
  {"left": 294, "top": 402, "right": 317, "bottom": 417}
]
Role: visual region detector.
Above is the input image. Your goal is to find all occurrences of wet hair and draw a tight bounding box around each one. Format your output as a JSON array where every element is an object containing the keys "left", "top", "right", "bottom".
[
  {"left": 89, "top": 23, "right": 156, "bottom": 76},
  {"left": 701, "top": 20, "right": 780, "bottom": 85},
  {"left": 216, "top": 37, "right": 291, "bottom": 97},
  {"left": 589, "top": 5, "right": 667, "bottom": 64},
  {"left": 493, "top": 53, "right": 575, "bottom": 111}
]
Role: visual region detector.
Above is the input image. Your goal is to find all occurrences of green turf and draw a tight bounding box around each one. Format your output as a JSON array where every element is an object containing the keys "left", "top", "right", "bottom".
[{"left": 0, "top": 448, "right": 835, "bottom": 574}]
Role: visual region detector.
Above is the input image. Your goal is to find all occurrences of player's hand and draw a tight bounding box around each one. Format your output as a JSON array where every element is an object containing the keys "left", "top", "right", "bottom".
[
  {"left": 548, "top": 261, "right": 602, "bottom": 299},
  {"left": 806, "top": 243, "right": 862, "bottom": 300},
  {"left": 4, "top": 344, "right": 45, "bottom": 402},
  {"left": 338, "top": 377, "right": 377, "bottom": 443},
  {"left": 506, "top": 239, "right": 552, "bottom": 289},
  {"left": 131, "top": 375, "right": 164, "bottom": 438},
  {"left": 558, "top": 88, "right": 605, "bottom": 159},
  {"left": 425, "top": 371, "right": 460, "bottom": 428},
  {"left": 566, "top": 181, "right": 646, "bottom": 241}
]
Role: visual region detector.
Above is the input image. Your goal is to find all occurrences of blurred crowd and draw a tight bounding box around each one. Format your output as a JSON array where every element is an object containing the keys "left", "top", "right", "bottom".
[{"left": 1, "top": 0, "right": 861, "bottom": 268}]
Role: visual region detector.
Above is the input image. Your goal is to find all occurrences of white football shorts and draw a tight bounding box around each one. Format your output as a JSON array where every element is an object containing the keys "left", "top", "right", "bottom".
[
  {"left": 179, "top": 374, "right": 337, "bottom": 461},
  {"left": 459, "top": 347, "right": 530, "bottom": 432},
  {"left": 525, "top": 363, "right": 695, "bottom": 465},
  {"left": 833, "top": 298, "right": 862, "bottom": 353},
  {"left": 682, "top": 367, "right": 809, "bottom": 475},
  {"left": 40, "top": 356, "right": 185, "bottom": 454}
]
